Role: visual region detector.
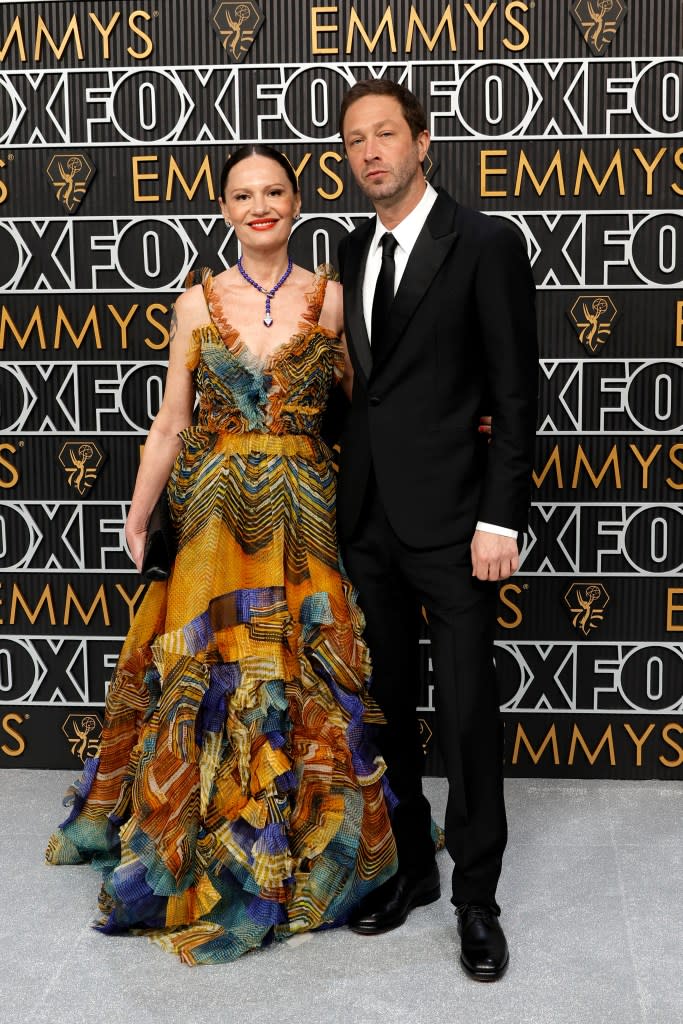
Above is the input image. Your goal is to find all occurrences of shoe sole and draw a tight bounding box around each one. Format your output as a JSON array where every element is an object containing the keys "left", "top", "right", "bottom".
[
  {"left": 459, "top": 949, "right": 510, "bottom": 982},
  {"left": 349, "top": 884, "right": 442, "bottom": 936}
]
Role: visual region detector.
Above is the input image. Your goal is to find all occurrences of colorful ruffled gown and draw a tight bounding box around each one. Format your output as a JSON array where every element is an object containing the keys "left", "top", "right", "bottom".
[{"left": 46, "top": 267, "right": 398, "bottom": 965}]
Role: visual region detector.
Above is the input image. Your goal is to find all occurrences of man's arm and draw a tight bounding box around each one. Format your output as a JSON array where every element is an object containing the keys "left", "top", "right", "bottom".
[{"left": 472, "top": 225, "right": 539, "bottom": 579}]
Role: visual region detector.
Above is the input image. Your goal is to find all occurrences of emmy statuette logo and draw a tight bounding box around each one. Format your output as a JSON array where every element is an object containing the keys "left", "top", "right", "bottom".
[
  {"left": 62, "top": 714, "right": 102, "bottom": 762},
  {"left": 568, "top": 295, "right": 619, "bottom": 353},
  {"left": 210, "top": 2, "right": 265, "bottom": 62},
  {"left": 570, "top": 0, "right": 628, "bottom": 56},
  {"left": 58, "top": 441, "right": 106, "bottom": 495},
  {"left": 564, "top": 582, "right": 610, "bottom": 636},
  {"left": 46, "top": 153, "right": 95, "bottom": 213}
]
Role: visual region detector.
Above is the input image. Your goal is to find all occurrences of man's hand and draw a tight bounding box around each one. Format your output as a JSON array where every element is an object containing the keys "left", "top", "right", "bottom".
[{"left": 471, "top": 530, "right": 519, "bottom": 581}]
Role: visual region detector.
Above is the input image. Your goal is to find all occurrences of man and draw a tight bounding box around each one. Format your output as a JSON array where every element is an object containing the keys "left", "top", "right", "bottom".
[{"left": 336, "top": 80, "right": 538, "bottom": 982}]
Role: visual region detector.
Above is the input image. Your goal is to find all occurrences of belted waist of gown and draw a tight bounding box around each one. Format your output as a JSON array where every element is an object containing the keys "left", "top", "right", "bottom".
[{"left": 194, "top": 427, "right": 331, "bottom": 462}]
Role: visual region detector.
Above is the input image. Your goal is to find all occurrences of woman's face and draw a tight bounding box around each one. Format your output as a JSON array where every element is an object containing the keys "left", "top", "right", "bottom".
[{"left": 219, "top": 155, "right": 301, "bottom": 250}]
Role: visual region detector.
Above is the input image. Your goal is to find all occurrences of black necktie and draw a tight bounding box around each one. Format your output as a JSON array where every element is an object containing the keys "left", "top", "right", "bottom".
[{"left": 371, "top": 232, "right": 398, "bottom": 360}]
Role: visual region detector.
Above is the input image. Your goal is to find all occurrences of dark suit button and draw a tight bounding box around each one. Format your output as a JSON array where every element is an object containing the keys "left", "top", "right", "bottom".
[{"left": 369, "top": 395, "right": 381, "bottom": 406}]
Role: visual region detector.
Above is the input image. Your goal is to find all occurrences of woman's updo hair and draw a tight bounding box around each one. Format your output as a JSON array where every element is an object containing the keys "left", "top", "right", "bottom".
[{"left": 219, "top": 144, "right": 299, "bottom": 197}]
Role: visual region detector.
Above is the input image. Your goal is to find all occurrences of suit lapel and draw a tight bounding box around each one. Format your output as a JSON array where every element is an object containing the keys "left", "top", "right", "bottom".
[
  {"left": 371, "top": 192, "right": 460, "bottom": 377},
  {"left": 343, "top": 219, "right": 374, "bottom": 382}
]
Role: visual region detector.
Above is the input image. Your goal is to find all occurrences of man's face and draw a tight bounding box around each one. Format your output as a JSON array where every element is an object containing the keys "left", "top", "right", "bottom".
[{"left": 342, "top": 95, "right": 430, "bottom": 206}]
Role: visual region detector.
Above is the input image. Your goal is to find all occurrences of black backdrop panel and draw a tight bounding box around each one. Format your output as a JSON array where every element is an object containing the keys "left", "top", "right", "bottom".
[{"left": 0, "top": 1, "right": 681, "bottom": 777}]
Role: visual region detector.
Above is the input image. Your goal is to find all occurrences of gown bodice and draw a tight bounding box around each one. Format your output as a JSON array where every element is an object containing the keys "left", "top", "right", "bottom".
[{"left": 185, "top": 266, "right": 345, "bottom": 439}]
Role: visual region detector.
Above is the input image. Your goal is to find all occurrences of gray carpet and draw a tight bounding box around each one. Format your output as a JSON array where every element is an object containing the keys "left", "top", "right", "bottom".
[{"left": 1, "top": 771, "right": 680, "bottom": 1024}]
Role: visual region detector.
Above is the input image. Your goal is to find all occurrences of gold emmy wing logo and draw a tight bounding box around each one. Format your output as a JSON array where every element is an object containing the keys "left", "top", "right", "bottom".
[
  {"left": 568, "top": 295, "right": 618, "bottom": 354},
  {"left": 58, "top": 441, "right": 105, "bottom": 495},
  {"left": 211, "top": 2, "right": 265, "bottom": 62},
  {"left": 46, "top": 153, "right": 95, "bottom": 213},
  {"left": 564, "top": 582, "right": 610, "bottom": 636},
  {"left": 62, "top": 714, "right": 102, "bottom": 762},
  {"left": 570, "top": 0, "right": 628, "bottom": 56}
]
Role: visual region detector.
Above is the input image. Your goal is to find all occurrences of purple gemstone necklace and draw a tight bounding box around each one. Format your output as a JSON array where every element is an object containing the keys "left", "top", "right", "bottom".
[{"left": 237, "top": 256, "right": 293, "bottom": 327}]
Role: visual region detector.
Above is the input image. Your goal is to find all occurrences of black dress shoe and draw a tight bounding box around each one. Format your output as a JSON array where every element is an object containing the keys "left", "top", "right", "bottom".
[
  {"left": 456, "top": 904, "right": 509, "bottom": 981},
  {"left": 348, "top": 864, "right": 441, "bottom": 935}
]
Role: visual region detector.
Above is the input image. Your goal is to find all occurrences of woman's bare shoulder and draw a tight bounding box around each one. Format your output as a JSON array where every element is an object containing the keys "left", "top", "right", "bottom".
[
  {"left": 319, "top": 277, "right": 343, "bottom": 333},
  {"left": 174, "top": 282, "right": 210, "bottom": 325}
]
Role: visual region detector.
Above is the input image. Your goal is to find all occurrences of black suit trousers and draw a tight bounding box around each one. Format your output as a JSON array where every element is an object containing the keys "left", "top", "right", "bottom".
[{"left": 342, "top": 475, "right": 507, "bottom": 910}]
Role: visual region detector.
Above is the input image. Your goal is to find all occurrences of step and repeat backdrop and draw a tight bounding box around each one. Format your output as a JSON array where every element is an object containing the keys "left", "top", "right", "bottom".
[{"left": 0, "top": 0, "right": 682, "bottom": 777}]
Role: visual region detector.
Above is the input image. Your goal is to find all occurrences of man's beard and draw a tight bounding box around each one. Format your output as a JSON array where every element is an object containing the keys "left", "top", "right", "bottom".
[{"left": 359, "top": 157, "right": 420, "bottom": 204}]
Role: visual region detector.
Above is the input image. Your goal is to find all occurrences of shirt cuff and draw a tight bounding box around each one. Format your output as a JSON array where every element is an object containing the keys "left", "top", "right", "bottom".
[{"left": 476, "top": 521, "right": 518, "bottom": 540}]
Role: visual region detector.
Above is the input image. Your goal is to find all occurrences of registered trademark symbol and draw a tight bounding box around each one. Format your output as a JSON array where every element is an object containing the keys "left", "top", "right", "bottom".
[
  {"left": 18, "top": 440, "right": 24, "bottom": 447},
  {"left": 153, "top": 9, "right": 159, "bottom": 16},
  {"left": 24, "top": 713, "right": 30, "bottom": 720},
  {"left": 523, "top": 584, "right": 529, "bottom": 591}
]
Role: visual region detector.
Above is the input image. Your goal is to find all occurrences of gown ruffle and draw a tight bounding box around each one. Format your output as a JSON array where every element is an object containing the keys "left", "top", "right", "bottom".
[{"left": 46, "top": 267, "right": 399, "bottom": 965}]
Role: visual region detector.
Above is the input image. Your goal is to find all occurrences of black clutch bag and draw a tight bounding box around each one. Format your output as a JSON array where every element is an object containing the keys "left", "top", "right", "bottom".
[{"left": 141, "top": 491, "right": 176, "bottom": 582}]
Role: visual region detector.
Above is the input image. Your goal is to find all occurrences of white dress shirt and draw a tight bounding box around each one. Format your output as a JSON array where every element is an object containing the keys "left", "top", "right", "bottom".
[{"left": 362, "top": 182, "right": 517, "bottom": 542}]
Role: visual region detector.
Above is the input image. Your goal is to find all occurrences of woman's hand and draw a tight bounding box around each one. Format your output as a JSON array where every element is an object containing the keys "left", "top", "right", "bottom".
[
  {"left": 125, "top": 518, "right": 147, "bottom": 572},
  {"left": 478, "top": 415, "right": 492, "bottom": 442}
]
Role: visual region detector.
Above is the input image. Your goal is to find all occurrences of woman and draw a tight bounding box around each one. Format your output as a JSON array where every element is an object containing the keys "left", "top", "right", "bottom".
[{"left": 46, "top": 145, "right": 398, "bottom": 965}]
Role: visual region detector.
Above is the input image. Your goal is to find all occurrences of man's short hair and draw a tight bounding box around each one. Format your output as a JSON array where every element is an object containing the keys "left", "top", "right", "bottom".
[{"left": 339, "top": 80, "right": 427, "bottom": 142}]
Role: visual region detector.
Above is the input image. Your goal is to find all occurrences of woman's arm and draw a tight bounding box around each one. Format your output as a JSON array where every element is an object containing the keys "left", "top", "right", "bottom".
[
  {"left": 319, "top": 278, "right": 354, "bottom": 400},
  {"left": 124, "top": 288, "right": 204, "bottom": 569}
]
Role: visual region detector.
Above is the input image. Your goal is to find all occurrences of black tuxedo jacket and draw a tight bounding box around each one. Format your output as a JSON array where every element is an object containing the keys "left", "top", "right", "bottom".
[{"left": 336, "top": 189, "right": 539, "bottom": 549}]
